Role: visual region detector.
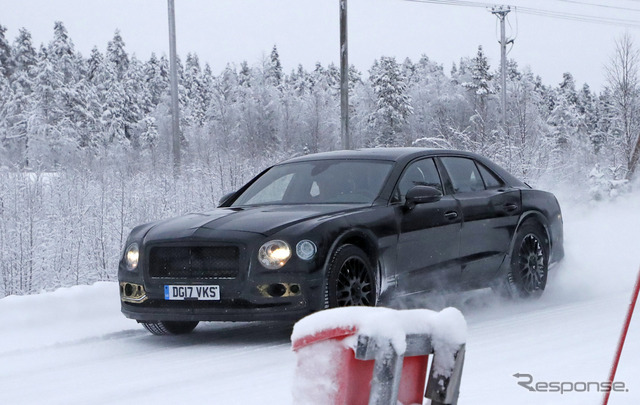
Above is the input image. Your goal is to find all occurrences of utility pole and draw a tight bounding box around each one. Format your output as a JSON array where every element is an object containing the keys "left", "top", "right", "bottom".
[
  {"left": 168, "top": 0, "right": 181, "bottom": 175},
  {"left": 490, "top": 6, "right": 512, "bottom": 134},
  {"left": 340, "top": 0, "right": 350, "bottom": 150}
]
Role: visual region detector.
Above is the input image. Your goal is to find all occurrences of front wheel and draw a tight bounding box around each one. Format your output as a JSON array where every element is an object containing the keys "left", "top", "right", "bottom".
[
  {"left": 505, "top": 223, "right": 549, "bottom": 299},
  {"left": 141, "top": 321, "right": 199, "bottom": 335},
  {"left": 326, "top": 244, "right": 377, "bottom": 308}
]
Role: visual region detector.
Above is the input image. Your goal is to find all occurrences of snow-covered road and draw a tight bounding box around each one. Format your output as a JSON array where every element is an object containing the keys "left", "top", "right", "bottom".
[{"left": 1, "top": 194, "right": 639, "bottom": 405}]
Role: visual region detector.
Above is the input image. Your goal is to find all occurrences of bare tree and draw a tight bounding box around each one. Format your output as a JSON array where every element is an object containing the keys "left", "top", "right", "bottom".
[{"left": 606, "top": 33, "right": 640, "bottom": 180}]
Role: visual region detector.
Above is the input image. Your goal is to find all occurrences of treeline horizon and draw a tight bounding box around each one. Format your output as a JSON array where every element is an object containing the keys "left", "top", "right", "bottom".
[{"left": 1, "top": 21, "right": 639, "bottom": 296}]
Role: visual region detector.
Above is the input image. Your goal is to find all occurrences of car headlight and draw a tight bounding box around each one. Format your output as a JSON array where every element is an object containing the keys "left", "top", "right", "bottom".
[
  {"left": 258, "top": 240, "right": 291, "bottom": 269},
  {"left": 296, "top": 240, "right": 317, "bottom": 260},
  {"left": 125, "top": 243, "right": 139, "bottom": 271}
]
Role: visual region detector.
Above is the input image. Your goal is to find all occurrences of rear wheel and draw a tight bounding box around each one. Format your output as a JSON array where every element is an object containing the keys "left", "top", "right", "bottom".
[
  {"left": 505, "top": 222, "right": 549, "bottom": 299},
  {"left": 326, "top": 244, "right": 377, "bottom": 308},
  {"left": 141, "top": 321, "right": 199, "bottom": 335}
]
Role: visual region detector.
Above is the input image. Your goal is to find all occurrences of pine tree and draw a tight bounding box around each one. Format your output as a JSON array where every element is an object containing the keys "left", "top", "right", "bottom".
[
  {"left": 239, "top": 61, "right": 251, "bottom": 87},
  {"left": 325, "top": 63, "right": 340, "bottom": 90},
  {"left": 106, "top": 30, "right": 129, "bottom": 81},
  {"left": 402, "top": 57, "right": 416, "bottom": 85},
  {"left": 578, "top": 83, "right": 602, "bottom": 154},
  {"left": 265, "top": 45, "right": 283, "bottom": 87},
  {"left": 30, "top": 48, "right": 68, "bottom": 166},
  {"left": 1, "top": 29, "right": 38, "bottom": 166},
  {"left": 369, "top": 56, "right": 413, "bottom": 147},
  {"left": 462, "top": 46, "right": 494, "bottom": 96},
  {"left": 0, "top": 70, "right": 15, "bottom": 162},
  {"left": 87, "top": 47, "right": 104, "bottom": 83},
  {"left": 143, "top": 53, "right": 169, "bottom": 107},
  {"left": 49, "top": 22, "right": 77, "bottom": 84},
  {"left": 122, "top": 56, "right": 143, "bottom": 144},
  {"left": 183, "top": 53, "right": 207, "bottom": 127},
  {"left": 595, "top": 89, "right": 616, "bottom": 157},
  {"left": 460, "top": 46, "right": 496, "bottom": 148},
  {"left": 559, "top": 72, "right": 578, "bottom": 106},
  {"left": 12, "top": 29, "right": 36, "bottom": 79},
  {"left": 100, "top": 59, "right": 128, "bottom": 145},
  {"left": 0, "top": 24, "right": 14, "bottom": 79}
]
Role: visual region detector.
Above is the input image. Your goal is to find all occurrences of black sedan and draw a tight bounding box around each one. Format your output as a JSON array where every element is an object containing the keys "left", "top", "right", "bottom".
[{"left": 118, "top": 148, "right": 563, "bottom": 335}]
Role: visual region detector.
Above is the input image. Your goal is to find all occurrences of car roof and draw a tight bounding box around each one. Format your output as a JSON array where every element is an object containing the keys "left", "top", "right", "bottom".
[
  {"left": 280, "top": 147, "right": 526, "bottom": 188},
  {"left": 282, "top": 147, "right": 470, "bottom": 164}
]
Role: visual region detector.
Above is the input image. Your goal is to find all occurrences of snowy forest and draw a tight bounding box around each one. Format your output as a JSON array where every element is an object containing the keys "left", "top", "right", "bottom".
[{"left": 1, "top": 22, "right": 639, "bottom": 297}]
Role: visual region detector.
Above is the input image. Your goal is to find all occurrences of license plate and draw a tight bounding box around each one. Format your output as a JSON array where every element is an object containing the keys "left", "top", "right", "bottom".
[{"left": 164, "top": 285, "right": 220, "bottom": 301}]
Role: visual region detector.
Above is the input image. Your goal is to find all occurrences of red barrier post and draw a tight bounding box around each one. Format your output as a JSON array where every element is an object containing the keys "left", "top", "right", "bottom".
[{"left": 603, "top": 267, "right": 640, "bottom": 405}]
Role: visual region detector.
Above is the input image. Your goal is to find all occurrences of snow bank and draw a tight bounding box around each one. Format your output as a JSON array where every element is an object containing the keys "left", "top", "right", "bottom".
[{"left": 0, "top": 282, "right": 137, "bottom": 354}]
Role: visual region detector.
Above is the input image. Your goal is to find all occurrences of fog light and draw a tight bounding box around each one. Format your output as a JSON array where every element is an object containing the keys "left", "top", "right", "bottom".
[
  {"left": 258, "top": 283, "right": 302, "bottom": 298},
  {"left": 267, "top": 283, "right": 287, "bottom": 297},
  {"left": 124, "top": 283, "right": 134, "bottom": 296},
  {"left": 119, "top": 282, "right": 148, "bottom": 303}
]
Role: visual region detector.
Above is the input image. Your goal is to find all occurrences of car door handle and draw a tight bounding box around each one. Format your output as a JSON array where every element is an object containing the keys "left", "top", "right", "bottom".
[
  {"left": 444, "top": 211, "right": 458, "bottom": 220},
  {"left": 503, "top": 203, "right": 519, "bottom": 211}
]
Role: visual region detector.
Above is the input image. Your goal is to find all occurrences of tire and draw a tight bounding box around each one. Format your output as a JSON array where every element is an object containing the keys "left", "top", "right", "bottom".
[
  {"left": 325, "top": 244, "right": 377, "bottom": 308},
  {"left": 504, "top": 222, "right": 549, "bottom": 299},
  {"left": 141, "top": 321, "right": 199, "bottom": 336}
]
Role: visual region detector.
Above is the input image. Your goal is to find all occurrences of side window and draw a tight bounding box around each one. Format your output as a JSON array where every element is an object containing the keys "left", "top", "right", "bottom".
[
  {"left": 395, "top": 158, "right": 443, "bottom": 202},
  {"left": 441, "top": 157, "right": 485, "bottom": 194},
  {"left": 477, "top": 163, "right": 504, "bottom": 189}
]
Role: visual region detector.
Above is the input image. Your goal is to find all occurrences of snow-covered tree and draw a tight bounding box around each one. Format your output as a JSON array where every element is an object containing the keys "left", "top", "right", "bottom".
[
  {"left": 106, "top": 30, "right": 129, "bottom": 81},
  {"left": 369, "top": 56, "right": 413, "bottom": 147},
  {"left": 11, "top": 28, "right": 36, "bottom": 80},
  {"left": 265, "top": 45, "right": 283, "bottom": 87},
  {"left": 606, "top": 33, "right": 640, "bottom": 180},
  {"left": 0, "top": 24, "right": 14, "bottom": 79},
  {"left": 461, "top": 46, "right": 497, "bottom": 149}
]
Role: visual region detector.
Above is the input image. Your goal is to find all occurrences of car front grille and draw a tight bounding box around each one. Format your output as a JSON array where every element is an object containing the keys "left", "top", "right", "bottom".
[{"left": 148, "top": 246, "right": 240, "bottom": 279}]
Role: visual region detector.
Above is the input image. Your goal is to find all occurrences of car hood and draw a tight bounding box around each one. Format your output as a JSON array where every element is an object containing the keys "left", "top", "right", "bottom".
[{"left": 143, "top": 204, "right": 368, "bottom": 241}]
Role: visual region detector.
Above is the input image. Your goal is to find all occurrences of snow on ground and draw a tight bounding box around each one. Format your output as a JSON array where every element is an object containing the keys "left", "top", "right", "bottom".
[{"left": 0, "top": 192, "right": 639, "bottom": 405}]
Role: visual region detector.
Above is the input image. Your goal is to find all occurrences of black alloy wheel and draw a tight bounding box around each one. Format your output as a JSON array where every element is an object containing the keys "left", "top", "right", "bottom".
[
  {"left": 507, "top": 222, "right": 548, "bottom": 299},
  {"left": 518, "top": 234, "right": 546, "bottom": 293},
  {"left": 326, "top": 244, "right": 377, "bottom": 308}
]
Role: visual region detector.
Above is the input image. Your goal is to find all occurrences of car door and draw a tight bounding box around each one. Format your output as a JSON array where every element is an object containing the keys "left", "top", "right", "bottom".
[
  {"left": 438, "top": 156, "right": 521, "bottom": 287},
  {"left": 395, "top": 158, "right": 462, "bottom": 293}
]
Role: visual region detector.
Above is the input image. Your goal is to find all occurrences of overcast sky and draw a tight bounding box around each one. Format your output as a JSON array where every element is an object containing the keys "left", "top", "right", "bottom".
[{"left": 2, "top": 0, "right": 639, "bottom": 90}]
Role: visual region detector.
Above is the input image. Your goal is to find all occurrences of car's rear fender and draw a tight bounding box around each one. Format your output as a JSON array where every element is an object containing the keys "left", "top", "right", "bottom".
[{"left": 493, "top": 210, "right": 552, "bottom": 281}]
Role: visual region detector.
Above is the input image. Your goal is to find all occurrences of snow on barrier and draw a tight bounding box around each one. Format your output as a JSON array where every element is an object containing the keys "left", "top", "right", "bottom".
[{"left": 291, "top": 307, "right": 467, "bottom": 405}]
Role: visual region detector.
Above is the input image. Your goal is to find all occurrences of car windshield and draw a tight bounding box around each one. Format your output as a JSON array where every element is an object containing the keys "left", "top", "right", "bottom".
[{"left": 231, "top": 160, "right": 394, "bottom": 206}]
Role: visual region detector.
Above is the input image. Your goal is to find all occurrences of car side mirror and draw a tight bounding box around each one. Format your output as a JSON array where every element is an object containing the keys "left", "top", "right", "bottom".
[
  {"left": 218, "top": 191, "right": 236, "bottom": 207},
  {"left": 405, "top": 186, "right": 442, "bottom": 209}
]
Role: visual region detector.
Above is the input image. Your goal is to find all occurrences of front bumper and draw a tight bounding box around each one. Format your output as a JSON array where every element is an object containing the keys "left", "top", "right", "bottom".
[
  {"left": 118, "top": 231, "right": 329, "bottom": 322},
  {"left": 119, "top": 275, "right": 326, "bottom": 322}
]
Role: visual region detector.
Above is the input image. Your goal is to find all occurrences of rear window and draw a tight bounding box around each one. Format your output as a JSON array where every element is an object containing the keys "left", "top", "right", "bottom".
[
  {"left": 440, "top": 157, "right": 485, "bottom": 193},
  {"left": 477, "top": 163, "right": 504, "bottom": 189}
]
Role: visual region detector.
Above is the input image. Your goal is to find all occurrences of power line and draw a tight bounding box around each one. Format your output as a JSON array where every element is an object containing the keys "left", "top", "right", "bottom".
[
  {"left": 518, "top": 6, "right": 640, "bottom": 28},
  {"left": 403, "top": 0, "right": 640, "bottom": 28},
  {"left": 550, "top": 0, "right": 640, "bottom": 13}
]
